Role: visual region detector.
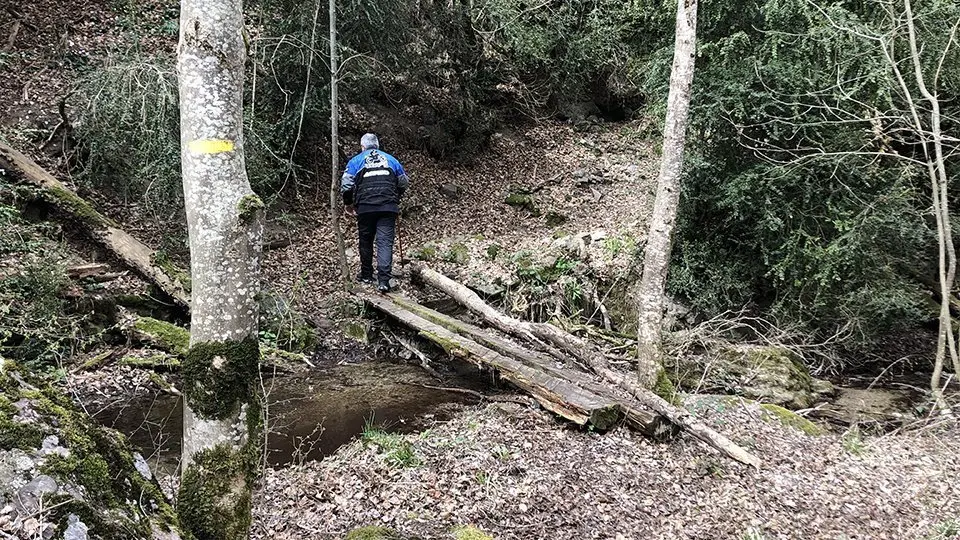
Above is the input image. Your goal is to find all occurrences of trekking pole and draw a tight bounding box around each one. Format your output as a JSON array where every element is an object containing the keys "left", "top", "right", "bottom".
[{"left": 397, "top": 213, "right": 406, "bottom": 266}]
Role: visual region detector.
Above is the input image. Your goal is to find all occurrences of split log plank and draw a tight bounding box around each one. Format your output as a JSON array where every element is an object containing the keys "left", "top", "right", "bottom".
[
  {"left": 0, "top": 143, "right": 190, "bottom": 308},
  {"left": 411, "top": 263, "right": 762, "bottom": 469},
  {"left": 359, "top": 292, "right": 622, "bottom": 430},
  {"left": 388, "top": 294, "right": 675, "bottom": 438}
]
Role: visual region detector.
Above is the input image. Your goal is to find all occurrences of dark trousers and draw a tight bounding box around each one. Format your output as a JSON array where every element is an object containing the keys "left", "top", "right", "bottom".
[{"left": 357, "top": 211, "right": 397, "bottom": 285}]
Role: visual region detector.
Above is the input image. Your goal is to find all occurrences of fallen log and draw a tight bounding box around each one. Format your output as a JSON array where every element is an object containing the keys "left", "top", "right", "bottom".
[
  {"left": 410, "top": 263, "right": 762, "bottom": 469},
  {"left": 359, "top": 292, "right": 622, "bottom": 430},
  {"left": 67, "top": 263, "right": 111, "bottom": 279},
  {"left": 0, "top": 142, "right": 190, "bottom": 308},
  {"left": 387, "top": 294, "right": 675, "bottom": 438}
]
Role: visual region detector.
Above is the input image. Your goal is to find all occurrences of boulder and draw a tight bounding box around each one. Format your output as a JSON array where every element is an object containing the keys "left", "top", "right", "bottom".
[
  {"left": 0, "top": 362, "right": 182, "bottom": 539},
  {"left": 439, "top": 183, "right": 463, "bottom": 200},
  {"left": 669, "top": 344, "right": 834, "bottom": 409}
]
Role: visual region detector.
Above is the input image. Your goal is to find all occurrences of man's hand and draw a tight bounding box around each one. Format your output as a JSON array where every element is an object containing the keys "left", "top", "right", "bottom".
[{"left": 344, "top": 204, "right": 356, "bottom": 217}]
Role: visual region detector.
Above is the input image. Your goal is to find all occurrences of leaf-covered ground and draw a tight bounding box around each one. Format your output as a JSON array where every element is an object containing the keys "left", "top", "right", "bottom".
[{"left": 252, "top": 397, "right": 960, "bottom": 540}]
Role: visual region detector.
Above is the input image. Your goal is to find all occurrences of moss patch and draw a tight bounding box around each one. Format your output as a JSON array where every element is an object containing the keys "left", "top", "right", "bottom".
[
  {"left": 412, "top": 243, "right": 438, "bottom": 261},
  {"left": 46, "top": 183, "right": 118, "bottom": 229},
  {"left": 150, "top": 251, "right": 192, "bottom": 294},
  {"left": 177, "top": 444, "right": 255, "bottom": 540},
  {"left": 133, "top": 316, "right": 190, "bottom": 356},
  {"left": 182, "top": 337, "right": 260, "bottom": 420},
  {"left": 237, "top": 194, "right": 265, "bottom": 225},
  {"left": 453, "top": 525, "right": 496, "bottom": 540},
  {"left": 443, "top": 242, "right": 470, "bottom": 265},
  {"left": 119, "top": 353, "right": 180, "bottom": 369},
  {"left": 653, "top": 369, "right": 680, "bottom": 406},
  {"left": 760, "top": 404, "right": 824, "bottom": 436},
  {"left": 344, "top": 526, "right": 402, "bottom": 540}
]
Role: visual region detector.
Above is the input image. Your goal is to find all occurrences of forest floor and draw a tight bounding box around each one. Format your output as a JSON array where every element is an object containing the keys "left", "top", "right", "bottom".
[
  {"left": 251, "top": 398, "right": 960, "bottom": 540},
  {"left": 2, "top": 3, "right": 960, "bottom": 540}
]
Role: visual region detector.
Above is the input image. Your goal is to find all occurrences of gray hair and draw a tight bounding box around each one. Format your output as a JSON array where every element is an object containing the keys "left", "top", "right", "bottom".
[{"left": 360, "top": 133, "right": 380, "bottom": 149}]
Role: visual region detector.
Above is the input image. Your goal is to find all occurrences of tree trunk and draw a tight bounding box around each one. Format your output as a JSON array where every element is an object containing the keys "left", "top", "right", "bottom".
[
  {"left": 635, "top": 0, "right": 698, "bottom": 388},
  {"left": 329, "top": 0, "right": 350, "bottom": 290},
  {"left": 176, "top": 1, "right": 263, "bottom": 538},
  {"left": 0, "top": 143, "right": 190, "bottom": 308}
]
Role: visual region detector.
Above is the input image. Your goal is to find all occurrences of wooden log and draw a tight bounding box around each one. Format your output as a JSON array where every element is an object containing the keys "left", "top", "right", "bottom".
[
  {"left": 410, "top": 263, "right": 762, "bottom": 469},
  {"left": 67, "top": 263, "right": 111, "bottom": 279},
  {"left": 0, "top": 143, "right": 191, "bottom": 308},
  {"left": 359, "top": 292, "right": 622, "bottom": 430},
  {"left": 388, "top": 294, "right": 676, "bottom": 438}
]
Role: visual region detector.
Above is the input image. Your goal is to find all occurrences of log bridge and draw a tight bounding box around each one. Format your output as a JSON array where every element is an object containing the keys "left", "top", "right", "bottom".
[{"left": 359, "top": 265, "right": 762, "bottom": 469}]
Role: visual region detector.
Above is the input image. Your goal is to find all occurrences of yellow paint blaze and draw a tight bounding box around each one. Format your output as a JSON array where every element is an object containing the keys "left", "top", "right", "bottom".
[{"left": 188, "top": 139, "right": 236, "bottom": 154}]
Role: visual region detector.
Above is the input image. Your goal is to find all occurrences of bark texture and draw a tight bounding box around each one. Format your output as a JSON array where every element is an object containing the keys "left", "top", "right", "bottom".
[
  {"left": 176, "top": 0, "right": 263, "bottom": 537},
  {"left": 0, "top": 142, "right": 191, "bottom": 308},
  {"left": 635, "top": 0, "right": 699, "bottom": 388}
]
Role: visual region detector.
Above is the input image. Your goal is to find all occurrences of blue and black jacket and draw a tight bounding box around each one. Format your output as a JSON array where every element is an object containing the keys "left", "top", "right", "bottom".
[{"left": 340, "top": 149, "right": 410, "bottom": 215}]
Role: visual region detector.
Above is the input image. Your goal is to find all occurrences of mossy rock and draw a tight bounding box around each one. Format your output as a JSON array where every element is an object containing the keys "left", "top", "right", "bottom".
[
  {"left": 669, "top": 344, "right": 834, "bottom": 410},
  {"left": 259, "top": 287, "right": 318, "bottom": 353},
  {"left": 344, "top": 525, "right": 402, "bottom": 540},
  {"left": 544, "top": 211, "right": 568, "bottom": 227},
  {"left": 759, "top": 404, "right": 825, "bottom": 436},
  {"left": 504, "top": 192, "right": 539, "bottom": 215},
  {"left": 340, "top": 319, "right": 372, "bottom": 344},
  {"left": 0, "top": 361, "right": 182, "bottom": 537}
]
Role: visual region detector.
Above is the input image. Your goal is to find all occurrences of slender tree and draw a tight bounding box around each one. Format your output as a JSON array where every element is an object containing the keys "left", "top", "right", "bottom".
[
  {"left": 635, "top": 0, "right": 698, "bottom": 387},
  {"left": 176, "top": 0, "right": 264, "bottom": 537},
  {"left": 329, "top": 0, "right": 351, "bottom": 290}
]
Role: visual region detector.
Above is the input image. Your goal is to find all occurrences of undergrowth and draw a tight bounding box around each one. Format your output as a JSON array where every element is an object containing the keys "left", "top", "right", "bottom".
[{"left": 0, "top": 192, "right": 89, "bottom": 369}]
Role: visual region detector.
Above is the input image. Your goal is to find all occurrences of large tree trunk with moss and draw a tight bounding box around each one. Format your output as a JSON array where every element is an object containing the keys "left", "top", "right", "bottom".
[
  {"left": 635, "top": 0, "right": 698, "bottom": 388},
  {"left": 177, "top": 1, "right": 263, "bottom": 538},
  {"left": 0, "top": 143, "right": 191, "bottom": 308}
]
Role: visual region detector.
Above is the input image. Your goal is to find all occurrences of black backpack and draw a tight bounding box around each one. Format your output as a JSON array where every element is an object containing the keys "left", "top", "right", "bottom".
[{"left": 354, "top": 151, "right": 399, "bottom": 207}]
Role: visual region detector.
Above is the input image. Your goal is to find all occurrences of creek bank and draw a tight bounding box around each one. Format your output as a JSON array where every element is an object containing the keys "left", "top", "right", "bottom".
[
  {"left": 94, "top": 361, "right": 494, "bottom": 475},
  {"left": 0, "top": 362, "right": 182, "bottom": 540}
]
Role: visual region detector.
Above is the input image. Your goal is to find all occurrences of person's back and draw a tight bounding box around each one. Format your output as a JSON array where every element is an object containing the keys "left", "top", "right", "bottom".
[
  {"left": 343, "top": 148, "right": 407, "bottom": 215},
  {"left": 340, "top": 134, "right": 409, "bottom": 292}
]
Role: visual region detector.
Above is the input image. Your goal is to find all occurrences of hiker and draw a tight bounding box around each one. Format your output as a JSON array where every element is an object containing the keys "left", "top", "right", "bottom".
[{"left": 341, "top": 133, "right": 410, "bottom": 293}]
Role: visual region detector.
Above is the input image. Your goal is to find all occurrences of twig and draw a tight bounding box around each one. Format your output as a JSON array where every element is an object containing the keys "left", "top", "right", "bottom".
[
  {"left": 401, "top": 381, "right": 530, "bottom": 406},
  {"left": 4, "top": 20, "right": 20, "bottom": 51},
  {"left": 389, "top": 330, "right": 442, "bottom": 379}
]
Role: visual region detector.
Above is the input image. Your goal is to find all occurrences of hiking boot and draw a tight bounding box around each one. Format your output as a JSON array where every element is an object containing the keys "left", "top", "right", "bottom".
[
  {"left": 356, "top": 273, "right": 374, "bottom": 285},
  {"left": 377, "top": 283, "right": 391, "bottom": 294}
]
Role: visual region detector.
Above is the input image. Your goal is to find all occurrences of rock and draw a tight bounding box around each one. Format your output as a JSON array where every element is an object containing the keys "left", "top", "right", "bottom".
[
  {"left": 467, "top": 279, "right": 505, "bottom": 299},
  {"left": 439, "top": 183, "right": 463, "bottom": 199},
  {"left": 20, "top": 475, "right": 58, "bottom": 498},
  {"left": 671, "top": 344, "right": 834, "bottom": 409},
  {"left": 40, "top": 435, "right": 70, "bottom": 458},
  {"left": 16, "top": 475, "right": 58, "bottom": 513},
  {"left": 64, "top": 514, "right": 89, "bottom": 540},
  {"left": 133, "top": 452, "right": 152, "bottom": 480}
]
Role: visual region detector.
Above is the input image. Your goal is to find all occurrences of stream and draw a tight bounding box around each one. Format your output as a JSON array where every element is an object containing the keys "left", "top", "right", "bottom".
[
  {"left": 94, "top": 357, "right": 936, "bottom": 479},
  {"left": 94, "top": 361, "right": 490, "bottom": 476}
]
